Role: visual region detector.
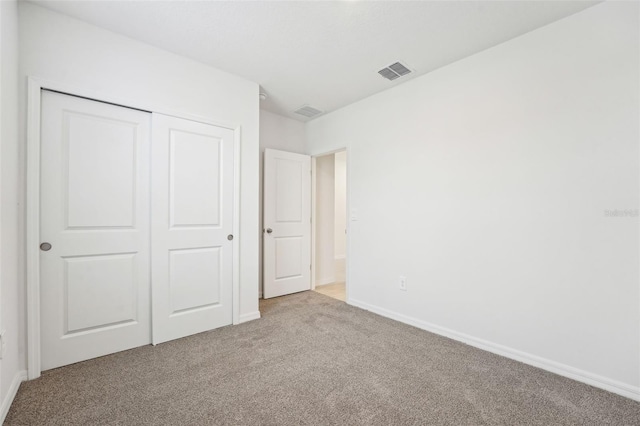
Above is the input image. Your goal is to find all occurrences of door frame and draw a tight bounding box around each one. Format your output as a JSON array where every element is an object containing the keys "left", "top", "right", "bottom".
[
  {"left": 26, "top": 77, "right": 242, "bottom": 379},
  {"left": 310, "top": 148, "right": 350, "bottom": 302}
]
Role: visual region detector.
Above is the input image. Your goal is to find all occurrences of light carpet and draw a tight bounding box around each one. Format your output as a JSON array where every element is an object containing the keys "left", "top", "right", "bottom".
[{"left": 6, "top": 291, "right": 640, "bottom": 425}]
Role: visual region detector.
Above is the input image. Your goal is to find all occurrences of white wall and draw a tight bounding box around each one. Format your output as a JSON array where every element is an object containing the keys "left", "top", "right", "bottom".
[
  {"left": 334, "top": 151, "right": 347, "bottom": 258},
  {"left": 260, "top": 110, "right": 307, "bottom": 155},
  {"left": 0, "top": 0, "right": 26, "bottom": 418},
  {"left": 306, "top": 1, "right": 640, "bottom": 399},
  {"left": 258, "top": 110, "right": 306, "bottom": 296},
  {"left": 334, "top": 151, "right": 347, "bottom": 282},
  {"left": 18, "top": 1, "right": 260, "bottom": 353},
  {"left": 315, "top": 154, "right": 335, "bottom": 285}
]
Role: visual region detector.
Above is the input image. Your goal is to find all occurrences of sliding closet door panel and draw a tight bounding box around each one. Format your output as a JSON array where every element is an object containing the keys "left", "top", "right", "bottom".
[
  {"left": 151, "top": 114, "right": 234, "bottom": 344},
  {"left": 40, "top": 91, "right": 151, "bottom": 371}
]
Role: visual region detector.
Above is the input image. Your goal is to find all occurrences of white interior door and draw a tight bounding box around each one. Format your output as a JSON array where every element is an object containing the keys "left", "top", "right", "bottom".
[
  {"left": 263, "top": 149, "right": 311, "bottom": 298},
  {"left": 151, "top": 114, "right": 234, "bottom": 344},
  {"left": 40, "top": 91, "right": 151, "bottom": 371}
]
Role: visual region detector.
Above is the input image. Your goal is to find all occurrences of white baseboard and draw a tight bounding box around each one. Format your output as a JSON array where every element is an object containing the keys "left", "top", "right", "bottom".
[
  {"left": 238, "top": 311, "right": 261, "bottom": 324},
  {"left": 0, "top": 370, "right": 27, "bottom": 423},
  {"left": 347, "top": 298, "right": 640, "bottom": 402}
]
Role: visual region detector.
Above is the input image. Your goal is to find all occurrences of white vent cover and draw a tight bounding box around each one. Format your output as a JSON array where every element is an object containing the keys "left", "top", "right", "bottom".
[
  {"left": 378, "top": 62, "right": 412, "bottom": 81},
  {"left": 294, "top": 105, "right": 323, "bottom": 118}
]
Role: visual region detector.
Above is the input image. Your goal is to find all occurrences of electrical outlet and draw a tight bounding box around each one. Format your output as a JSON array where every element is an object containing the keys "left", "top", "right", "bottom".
[{"left": 399, "top": 276, "right": 407, "bottom": 291}]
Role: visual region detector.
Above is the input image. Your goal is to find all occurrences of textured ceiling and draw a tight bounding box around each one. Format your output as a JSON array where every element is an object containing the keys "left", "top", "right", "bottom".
[{"left": 29, "top": 0, "right": 598, "bottom": 121}]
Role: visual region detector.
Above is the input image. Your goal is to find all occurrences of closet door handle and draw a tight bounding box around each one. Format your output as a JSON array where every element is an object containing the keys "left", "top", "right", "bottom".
[{"left": 265, "top": 228, "right": 273, "bottom": 234}]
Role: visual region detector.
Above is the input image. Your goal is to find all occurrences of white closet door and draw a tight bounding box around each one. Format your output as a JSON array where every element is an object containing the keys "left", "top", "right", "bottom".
[
  {"left": 40, "top": 91, "right": 151, "bottom": 371},
  {"left": 263, "top": 149, "right": 311, "bottom": 298},
  {"left": 151, "top": 114, "right": 234, "bottom": 344}
]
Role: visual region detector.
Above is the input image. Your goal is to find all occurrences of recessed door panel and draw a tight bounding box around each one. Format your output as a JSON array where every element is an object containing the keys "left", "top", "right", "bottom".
[
  {"left": 170, "top": 130, "right": 222, "bottom": 228},
  {"left": 276, "top": 159, "right": 302, "bottom": 223},
  {"left": 66, "top": 112, "right": 137, "bottom": 229},
  {"left": 65, "top": 253, "right": 137, "bottom": 334},
  {"left": 275, "top": 237, "right": 303, "bottom": 280},
  {"left": 40, "top": 91, "right": 151, "bottom": 371},
  {"left": 169, "top": 247, "right": 221, "bottom": 314}
]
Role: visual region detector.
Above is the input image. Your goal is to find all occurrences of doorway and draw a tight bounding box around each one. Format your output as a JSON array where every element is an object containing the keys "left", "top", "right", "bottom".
[{"left": 312, "top": 150, "right": 347, "bottom": 302}]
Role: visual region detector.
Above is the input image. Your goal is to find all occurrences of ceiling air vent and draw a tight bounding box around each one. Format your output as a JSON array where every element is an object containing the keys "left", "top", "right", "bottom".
[
  {"left": 294, "top": 105, "right": 323, "bottom": 118},
  {"left": 378, "top": 61, "right": 412, "bottom": 81}
]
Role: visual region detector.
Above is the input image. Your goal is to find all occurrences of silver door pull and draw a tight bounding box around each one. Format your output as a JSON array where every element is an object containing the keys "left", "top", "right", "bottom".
[
  {"left": 227, "top": 234, "right": 234, "bottom": 241},
  {"left": 40, "top": 242, "right": 52, "bottom": 251},
  {"left": 265, "top": 228, "right": 273, "bottom": 234}
]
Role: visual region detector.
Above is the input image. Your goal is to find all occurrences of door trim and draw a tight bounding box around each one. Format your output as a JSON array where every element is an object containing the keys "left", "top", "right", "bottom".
[
  {"left": 26, "top": 77, "right": 242, "bottom": 379},
  {"left": 310, "top": 148, "right": 350, "bottom": 301}
]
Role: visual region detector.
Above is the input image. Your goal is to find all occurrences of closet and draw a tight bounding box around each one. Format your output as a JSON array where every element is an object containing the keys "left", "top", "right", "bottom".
[{"left": 39, "top": 91, "right": 235, "bottom": 370}]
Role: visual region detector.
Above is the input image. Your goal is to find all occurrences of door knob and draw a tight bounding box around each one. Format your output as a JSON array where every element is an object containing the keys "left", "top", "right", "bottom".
[
  {"left": 265, "top": 228, "right": 273, "bottom": 234},
  {"left": 40, "top": 242, "right": 52, "bottom": 251},
  {"left": 227, "top": 234, "right": 234, "bottom": 241}
]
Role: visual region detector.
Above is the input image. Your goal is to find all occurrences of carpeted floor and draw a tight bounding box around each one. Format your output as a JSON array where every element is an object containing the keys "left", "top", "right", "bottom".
[{"left": 6, "top": 291, "right": 640, "bottom": 425}]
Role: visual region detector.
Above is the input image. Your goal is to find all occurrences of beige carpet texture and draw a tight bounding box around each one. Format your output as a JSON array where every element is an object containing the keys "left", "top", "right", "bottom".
[{"left": 6, "top": 291, "right": 640, "bottom": 425}]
